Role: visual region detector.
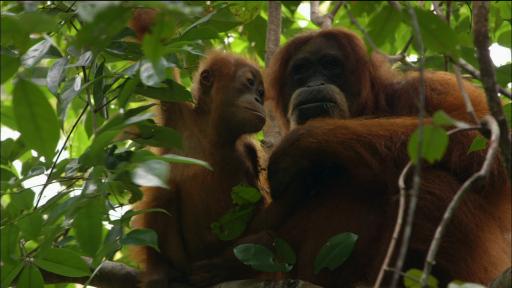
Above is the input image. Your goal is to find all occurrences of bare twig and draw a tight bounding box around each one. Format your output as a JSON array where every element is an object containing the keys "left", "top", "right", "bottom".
[
  {"left": 262, "top": 1, "right": 284, "bottom": 152},
  {"left": 488, "top": 267, "right": 512, "bottom": 288},
  {"left": 420, "top": 115, "right": 500, "bottom": 287},
  {"left": 310, "top": 1, "right": 343, "bottom": 29},
  {"left": 391, "top": 4, "right": 426, "bottom": 288},
  {"left": 452, "top": 64, "right": 480, "bottom": 125},
  {"left": 444, "top": 1, "right": 452, "bottom": 71},
  {"left": 82, "top": 66, "right": 97, "bottom": 135},
  {"left": 374, "top": 161, "right": 412, "bottom": 288},
  {"left": 34, "top": 105, "right": 89, "bottom": 210},
  {"left": 388, "top": 1, "right": 403, "bottom": 11},
  {"left": 432, "top": 1, "right": 447, "bottom": 21},
  {"left": 473, "top": 1, "right": 512, "bottom": 183},
  {"left": 343, "top": 3, "right": 419, "bottom": 70}
]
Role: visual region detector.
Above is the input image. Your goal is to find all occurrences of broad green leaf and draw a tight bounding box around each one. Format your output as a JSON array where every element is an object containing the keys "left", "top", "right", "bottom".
[
  {"left": 21, "top": 40, "right": 51, "bottom": 69},
  {"left": 47, "top": 57, "right": 70, "bottom": 98},
  {"left": 433, "top": 110, "right": 471, "bottom": 128},
  {"left": 16, "top": 264, "right": 44, "bottom": 288},
  {"left": 13, "top": 80, "right": 60, "bottom": 162},
  {"left": 367, "top": 5, "right": 402, "bottom": 55},
  {"left": 204, "top": 7, "right": 242, "bottom": 32},
  {"left": 1, "top": 224, "right": 21, "bottom": 265},
  {"left": 142, "top": 12, "right": 175, "bottom": 65},
  {"left": 407, "top": 126, "right": 449, "bottom": 165},
  {"left": 10, "top": 189, "right": 35, "bottom": 211},
  {"left": 20, "top": 166, "right": 46, "bottom": 182},
  {"left": 109, "top": 208, "right": 170, "bottom": 227},
  {"left": 231, "top": 183, "right": 261, "bottom": 205},
  {"left": 503, "top": 103, "right": 511, "bottom": 127},
  {"left": 140, "top": 58, "right": 166, "bottom": 87},
  {"left": 33, "top": 248, "right": 92, "bottom": 277},
  {"left": 66, "top": 51, "right": 93, "bottom": 67},
  {"left": 242, "top": 15, "right": 267, "bottom": 62},
  {"left": 403, "top": 8, "right": 460, "bottom": 59},
  {"left": 181, "top": 8, "right": 219, "bottom": 37},
  {"left": 119, "top": 228, "right": 160, "bottom": 252},
  {"left": 496, "top": 64, "right": 511, "bottom": 87},
  {"left": 18, "top": 12, "right": 58, "bottom": 34},
  {"left": 117, "top": 77, "right": 140, "bottom": 110},
  {"left": 17, "top": 212, "right": 44, "bottom": 241},
  {"left": 1, "top": 54, "right": 20, "bottom": 84},
  {"left": 15, "top": 67, "right": 50, "bottom": 86},
  {"left": 1, "top": 259, "right": 24, "bottom": 288},
  {"left": 80, "top": 130, "right": 120, "bottom": 166},
  {"left": 234, "top": 244, "right": 291, "bottom": 272},
  {"left": 180, "top": 27, "right": 220, "bottom": 41},
  {"left": 314, "top": 233, "right": 358, "bottom": 275},
  {"left": 404, "top": 268, "right": 439, "bottom": 288},
  {"left": 274, "top": 237, "right": 297, "bottom": 265},
  {"left": 497, "top": 29, "right": 511, "bottom": 48},
  {"left": 211, "top": 204, "right": 255, "bottom": 241},
  {"left": 93, "top": 61, "right": 107, "bottom": 118},
  {"left": 91, "top": 240, "right": 119, "bottom": 269},
  {"left": 134, "top": 82, "right": 194, "bottom": 103},
  {"left": 133, "top": 122, "right": 183, "bottom": 150},
  {"left": 448, "top": 281, "right": 486, "bottom": 288},
  {"left": 74, "top": 197, "right": 103, "bottom": 257},
  {"left": 125, "top": 103, "right": 158, "bottom": 118},
  {"left": 131, "top": 150, "right": 212, "bottom": 170},
  {"left": 495, "top": 1, "right": 511, "bottom": 20},
  {"left": 467, "top": 133, "right": 487, "bottom": 155},
  {"left": 230, "top": 2, "right": 264, "bottom": 23},
  {"left": 131, "top": 160, "right": 170, "bottom": 189}
]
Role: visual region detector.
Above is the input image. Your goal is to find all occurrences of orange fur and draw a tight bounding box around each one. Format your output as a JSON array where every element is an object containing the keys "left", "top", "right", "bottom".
[{"left": 260, "top": 28, "right": 511, "bottom": 287}]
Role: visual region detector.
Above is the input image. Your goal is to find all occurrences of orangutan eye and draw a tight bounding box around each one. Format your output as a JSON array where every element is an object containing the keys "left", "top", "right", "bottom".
[
  {"left": 295, "top": 64, "right": 310, "bottom": 76},
  {"left": 258, "top": 90, "right": 264, "bottom": 97},
  {"left": 324, "top": 61, "right": 337, "bottom": 71},
  {"left": 248, "top": 78, "right": 254, "bottom": 86}
]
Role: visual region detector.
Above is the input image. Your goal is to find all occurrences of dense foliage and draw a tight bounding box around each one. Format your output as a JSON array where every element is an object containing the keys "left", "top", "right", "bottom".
[{"left": 1, "top": 1, "right": 510, "bottom": 287}]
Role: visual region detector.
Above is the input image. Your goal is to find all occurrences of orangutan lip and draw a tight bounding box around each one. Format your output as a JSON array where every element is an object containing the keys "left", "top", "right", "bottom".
[
  {"left": 294, "top": 101, "right": 336, "bottom": 111},
  {"left": 245, "top": 107, "right": 265, "bottom": 118}
]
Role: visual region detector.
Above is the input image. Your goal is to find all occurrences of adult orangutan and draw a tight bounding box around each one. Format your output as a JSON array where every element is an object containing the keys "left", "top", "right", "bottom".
[
  {"left": 258, "top": 28, "right": 511, "bottom": 287},
  {"left": 130, "top": 50, "right": 269, "bottom": 288}
]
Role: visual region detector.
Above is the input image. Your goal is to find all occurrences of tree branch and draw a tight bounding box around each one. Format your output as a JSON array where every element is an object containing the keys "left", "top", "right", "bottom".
[
  {"left": 311, "top": 1, "right": 342, "bottom": 30},
  {"left": 473, "top": 1, "right": 512, "bottom": 183},
  {"left": 262, "top": 1, "right": 284, "bottom": 152},
  {"left": 421, "top": 115, "right": 501, "bottom": 288}
]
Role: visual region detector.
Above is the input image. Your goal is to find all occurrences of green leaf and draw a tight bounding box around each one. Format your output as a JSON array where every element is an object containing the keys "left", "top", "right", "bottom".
[
  {"left": 33, "top": 248, "right": 92, "bottom": 277},
  {"left": 205, "top": 6, "right": 242, "bottom": 32},
  {"left": 133, "top": 122, "right": 183, "bottom": 150},
  {"left": 404, "top": 268, "right": 439, "bottom": 288},
  {"left": 74, "top": 197, "right": 103, "bottom": 257},
  {"left": 314, "top": 233, "right": 358, "bottom": 275},
  {"left": 109, "top": 208, "right": 170, "bottom": 227},
  {"left": 13, "top": 79, "right": 59, "bottom": 161},
  {"left": 211, "top": 205, "right": 255, "bottom": 241},
  {"left": 131, "top": 160, "right": 170, "bottom": 189},
  {"left": 47, "top": 57, "right": 70, "bottom": 98},
  {"left": 233, "top": 244, "right": 291, "bottom": 272},
  {"left": 407, "top": 126, "right": 449, "bottom": 165},
  {"left": 134, "top": 82, "right": 194, "bottom": 103},
  {"left": 495, "top": 1, "right": 511, "bottom": 20},
  {"left": 140, "top": 58, "right": 166, "bottom": 87},
  {"left": 10, "top": 190, "right": 35, "bottom": 211},
  {"left": 1, "top": 54, "right": 20, "bottom": 84},
  {"left": 142, "top": 12, "right": 175, "bottom": 65},
  {"left": 117, "top": 77, "right": 140, "bottom": 110},
  {"left": 81, "top": 130, "right": 119, "bottom": 166},
  {"left": 119, "top": 228, "right": 160, "bottom": 252},
  {"left": 242, "top": 15, "right": 267, "bottom": 62},
  {"left": 231, "top": 183, "right": 261, "bottom": 205},
  {"left": 447, "top": 281, "right": 486, "bottom": 288},
  {"left": 131, "top": 150, "right": 212, "bottom": 170},
  {"left": 496, "top": 64, "right": 511, "bottom": 87},
  {"left": 1, "top": 259, "right": 25, "bottom": 288},
  {"left": 17, "top": 264, "right": 44, "bottom": 288},
  {"left": 17, "top": 212, "right": 44, "bottom": 241},
  {"left": 367, "top": 5, "right": 402, "bottom": 54},
  {"left": 497, "top": 29, "right": 511, "bottom": 48},
  {"left": 180, "top": 27, "right": 220, "bottom": 41},
  {"left": 93, "top": 61, "right": 107, "bottom": 118},
  {"left": 403, "top": 8, "right": 460, "bottom": 59},
  {"left": 21, "top": 40, "right": 52, "bottom": 69},
  {"left": 15, "top": 67, "right": 50, "bottom": 86},
  {"left": 18, "top": 12, "right": 58, "bottom": 34},
  {"left": 432, "top": 110, "right": 471, "bottom": 128},
  {"left": 503, "top": 103, "right": 511, "bottom": 127},
  {"left": 66, "top": 51, "right": 93, "bottom": 67},
  {"left": 467, "top": 133, "right": 487, "bottom": 155},
  {"left": 230, "top": 2, "right": 264, "bottom": 23},
  {"left": 1, "top": 224, "right": 21, "bottom": 265},
  {"left": 274, "top": 237, "right": 297, "bottom": 265}
]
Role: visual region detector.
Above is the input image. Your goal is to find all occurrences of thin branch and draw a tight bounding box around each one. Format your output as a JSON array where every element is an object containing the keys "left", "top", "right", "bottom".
[
  {"left": 374, "top": 161, "right": 412, "bottom": 288},
  {"left": 82, "top": 66, "right": 97, "bottom": 136},
  {"left": 343, "top": 3, "right": 419, "bottom": 71},
  {"left": 452, "top": 64, "right": 480, "bottom": 125},
  {"left": 388, "top": 1, "right": 403, "bottom": 11},
  {"left": 432, "top": 1, "right": 447, "bottom": 21},
  {"left": 311, "top": 1, "right": 342, "bottom": 30},
  {"left": 420, "top": 115, "right": 500, "bottom": 288},
  {"left": 473, "top": 1, "right": 512, "bottom": 182},
  {"left": 449, "top": 57, "right": 511, "bottom": 99},
  {"left": 444, "top": 1, "right": 452, "bottom": 71},
  {"left": 391, "top": 4, "right": 426, "bottom": 288},
  {"left": 34, "top": 105, "right": 89, "bottom": 210}
]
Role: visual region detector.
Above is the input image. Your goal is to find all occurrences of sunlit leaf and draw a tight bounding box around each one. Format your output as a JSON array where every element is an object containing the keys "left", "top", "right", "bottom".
[
  {"left": 131, "top": 160, "right": 170, "bottom": 188},
  {"left": 74, "top": 197, "right": 103, "bottom": 257},
  {"left": 1, "top": 54, "right": 20, "bottom": 84},
  {"left": 16, "top": 264, "right": 44, "bottom": 288},
  {"left": 47, "top": 57, "right": 70, "bottom": 98},
  {"left": 33, "top": 248, "right": 92, "bottom": 277},
  {"left": 17, "top": 212, "right": 44, "bottom": 241},
  {"left": 119, "top": 228, "right": 160, "bottom": 252},
  {"left": 231, "top": 183, "right": 261, "bottom": 205},
  {"left": 467, "top": 133, "right": 487, "bottom": 155},
  {"left": 404, "top": 268, "right": 439, "bottom": 288},
  {"left": 408, "top": 126, "right": 449, "bottom": 165}
]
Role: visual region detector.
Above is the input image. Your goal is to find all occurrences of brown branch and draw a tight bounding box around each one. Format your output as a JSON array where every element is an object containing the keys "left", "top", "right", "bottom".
[
  {"left": 262, "top": 1, "right": 284, "bottom": 153},
  {"left": 343, "top": 3, "right": 419, "bottom": 71},
  {"left": 488, "top": 267, "right": 511, "bottom": 288},
  {"left": 311, "top": 1, "right": 343, "bottom": 30},
  {"left": 452, "top": 64, "right": 480, "bottom": 125},
  {"left": 391, "top": 4, "right": 426, "bottom": 288},
  {"left": 374, "top": 161, "right": 412, "bottom": 288},
  {"left": 473, "top": 1, "right": 512, "bottom": 183},
  {"left": 420, "top": 115, "right": 501, "bottom": 288}
]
